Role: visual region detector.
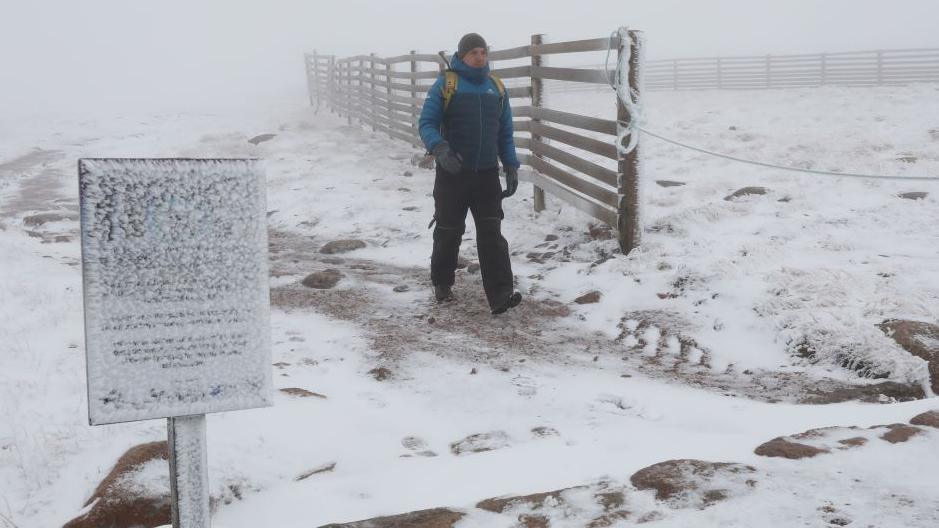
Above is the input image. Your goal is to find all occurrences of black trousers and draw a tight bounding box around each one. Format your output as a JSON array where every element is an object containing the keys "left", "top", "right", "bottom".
[{"left": 431, "top": 165, "right": 514, "bottom": 309}]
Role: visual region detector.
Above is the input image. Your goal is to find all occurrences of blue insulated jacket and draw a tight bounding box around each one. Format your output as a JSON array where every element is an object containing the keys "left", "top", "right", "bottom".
[{"left": 419, "top": 54, "right": 521, "bottom": 172}]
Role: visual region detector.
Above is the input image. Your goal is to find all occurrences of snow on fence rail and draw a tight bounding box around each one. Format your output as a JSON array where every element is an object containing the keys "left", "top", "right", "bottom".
[{"left": 305, "top": 32, "right": 644, "bottom": 254}]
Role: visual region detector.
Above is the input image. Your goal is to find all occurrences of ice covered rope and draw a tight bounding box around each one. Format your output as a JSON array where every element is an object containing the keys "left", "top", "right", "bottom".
[{"left": 605, "top": 27, "right": 644, "bottom": 156}]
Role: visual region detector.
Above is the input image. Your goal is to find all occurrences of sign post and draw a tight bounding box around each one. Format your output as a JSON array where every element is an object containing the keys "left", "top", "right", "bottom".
[{"left": 78, "top": 158, "right": 273, "bottom": 528}]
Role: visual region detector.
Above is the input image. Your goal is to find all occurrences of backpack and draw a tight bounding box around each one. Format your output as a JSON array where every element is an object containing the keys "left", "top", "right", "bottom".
[{"left": 441, "top": 71, "right": 506, "bottom": 112}]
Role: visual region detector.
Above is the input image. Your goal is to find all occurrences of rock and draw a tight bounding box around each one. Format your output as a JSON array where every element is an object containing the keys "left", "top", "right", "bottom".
[
  {"left": 320, "top": 239, "right": 366, "bottom": 254},
  {"left": 62, "top": 441, "right": 170, "bottom": 528},
  {"left": 318, "top": 508, "right": 464, "bottom": 528},
  {"left": 450, "top": 431, "right": 510, "bottom": 456},
  {"left": 517, "top": 514, "right": 550, "bottom": 528},
  {"left": 801, "top": 381, "right": 925, "bottom": 404},
  {"left": 301, "top": 269, "right": 343, "bottom": 289},
  {"left": 466, "top": 263, "right": 480, "bottom": 274},
  {"left": 393, "top": 285, "right": 410, "bottom": 293},
  {"left": 280, "top": 387, "right": 327, "bottom": 399},
  {"left": 724, "top": 186, "right": 768, "bottom": 201},
  {"left": 754, "top": 438, "right": 829, "bottom": 459},
  {"left": 247, "top": 133, "right": 277, "bottom": 145},
  {"left": 531, "top": 426, "right": 559, "bottom": 438},
  {"left": 838, "top": 437, "right": 868, "bottom": 448},
  {"left": 656, "top": 180, "right": 686, "bottom": 187},
  {"left": 896, "top": 154, "right": 918, "bottom": 163},
  {"left": 476, "top": 488, "right": 572, "bottom": 513},
  {"left": 575, "top": 291, "right": 602, "bottom": 304},
  {"left": 545, "top": 234, "right": 559, "bottom": 241},
  {"left": 728, "top": 126, "right": 737, "bottom": 131},
  {"left": 630, "top": 459, "right": 757, "bottom": 508},
  {"left": 456, "top": 256, "right": 469, "bottom": 269},
  {"left": 910, "top": 410, "right": 939, "bottom": 429},
  {"left": 403, "top": 171, "right": 413, "bottom": 177},
  {"left": 588, "top": 510, "right": 631, "bottom": 527},
  {"left": 23, "top": 211, "right": 75, "bottom": 226},
  {"left": 397, "top": 187, "right": 411, "bottom": 193},
  {"left": 402, "top": 206, "right": 418, "bottom": 211},
  {"left": 369, "top": 367, "right": 392, "bottom": 381},
  {"left": 880, "top": 424, "right": 923, "bottom": 443},
  {"left": 898, "top": 192, "right": 928, "bottom": 200},
  {"left": 878, "top": 319, "right": 939, "bottom": 394},
  {"left": 588, "top": 223, "right": 614, "bottom": 241},
  {"left": 296, "top": 462, "right": 336, "bottom": 481}
]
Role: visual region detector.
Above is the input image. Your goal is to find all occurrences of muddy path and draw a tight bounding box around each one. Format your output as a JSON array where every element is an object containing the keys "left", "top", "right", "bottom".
[{"left": 268, "top": 228, "right": 921, "bottom": 404}]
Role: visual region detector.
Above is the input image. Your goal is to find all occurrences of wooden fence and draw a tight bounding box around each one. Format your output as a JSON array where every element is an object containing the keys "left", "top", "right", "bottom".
[
  {"left": 643, "top": 48, "right": 939, "bottom": 91},
  {"left": 305, "top": 31, "right": 644, "bottom": 254}
]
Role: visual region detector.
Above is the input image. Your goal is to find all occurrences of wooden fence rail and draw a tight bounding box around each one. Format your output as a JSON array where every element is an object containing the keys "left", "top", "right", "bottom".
[
  {"left": 305, "top": 31, "right": 644, "bottom": 254},
  {"left": 541, "top": 47, "right": 939, "bottom": 93}
]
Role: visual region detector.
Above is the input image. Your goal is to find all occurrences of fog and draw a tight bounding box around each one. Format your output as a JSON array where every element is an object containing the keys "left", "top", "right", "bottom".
[{"left": 2, "top": 0, "right": 937, "bottom": 118}]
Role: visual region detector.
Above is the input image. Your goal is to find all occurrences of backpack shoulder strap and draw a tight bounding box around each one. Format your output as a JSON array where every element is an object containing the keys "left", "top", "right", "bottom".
[
  {"left": 489, "top": 73, "right": 506, "bottom": 109},
  {"left": 442, "top": 71, "right": 459, "bottom": 112}
]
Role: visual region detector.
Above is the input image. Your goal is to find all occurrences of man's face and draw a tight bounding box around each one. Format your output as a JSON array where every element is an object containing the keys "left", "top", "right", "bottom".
[{"left": 462, "top": 47, "right": 488, "bottom": 68}]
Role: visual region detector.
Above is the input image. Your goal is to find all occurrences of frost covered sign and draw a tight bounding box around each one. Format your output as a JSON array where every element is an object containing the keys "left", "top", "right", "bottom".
[{"left": 79, "top": 159, "right": 273, "bottom": 425}]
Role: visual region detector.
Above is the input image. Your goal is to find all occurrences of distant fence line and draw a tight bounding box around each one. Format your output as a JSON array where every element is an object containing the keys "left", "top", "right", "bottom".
[{"left": 305, "top": 32, "right": 644, "bottom": 254}]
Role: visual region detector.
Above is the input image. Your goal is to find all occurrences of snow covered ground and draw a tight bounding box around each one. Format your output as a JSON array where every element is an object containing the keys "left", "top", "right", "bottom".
[{"left": 1, "top": 84, "right": 938, "bottom": 527}]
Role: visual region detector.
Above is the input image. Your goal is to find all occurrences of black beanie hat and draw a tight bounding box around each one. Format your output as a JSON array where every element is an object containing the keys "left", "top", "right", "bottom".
[{"left": 458, "top": 33, "right": 487, "bottom": 58}]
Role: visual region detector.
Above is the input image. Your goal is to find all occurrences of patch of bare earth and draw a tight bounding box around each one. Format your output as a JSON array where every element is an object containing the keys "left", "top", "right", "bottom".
[{"left": 268, "top": 228, "right": 921, "bottom": 403}]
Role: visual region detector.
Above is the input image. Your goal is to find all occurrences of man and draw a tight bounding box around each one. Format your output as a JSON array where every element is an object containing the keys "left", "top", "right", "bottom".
[{"left": 419, "top": 32, "right": 522, "bottom": 315}]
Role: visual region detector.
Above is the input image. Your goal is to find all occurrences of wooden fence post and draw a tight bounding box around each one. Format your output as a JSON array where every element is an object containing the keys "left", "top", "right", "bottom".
[
  {"left": 369, "top": 53, "right": 378, "bottom": 132},
  {"left": 765, "top": 54, "right": 771, "bottom": 89},
  {"left": 876, "top": 50, "right": 884, "bottom": 85},
  {"left": 716, "top": 57, "right": 723, "bottom": 89},
  {"left": 304, "top": 52, "right": 315, "bottom": 107},
  {"left": 615, "top": 29, "right": 643, "bottom": 254},
  {"left": 410, "top": 50, "right": 419, "bottom": 133},
  {"left": 358, "top": 58, "right": 364, "bottom": 125},
  {"left": 345, "top": 61, "right": 353, "bottom": 125},
  {"left": 329, "top": 56, "right": 337, "bottom": 113},
  {"left": 672, "top": 59, "right": 678, "bottom": 91},
  {"left": 386, "top": 60, "right": 394, "bottom": 139},
  {"left": 530, "top": 33, "right": 546, "bottom": 213},
  {"left": 820, "top": 53, "right": 827, "bottom": 86}
]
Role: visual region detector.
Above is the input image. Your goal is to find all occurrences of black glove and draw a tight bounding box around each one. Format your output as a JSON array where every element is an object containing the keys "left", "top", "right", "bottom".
[
  {"left": 501, "top": 167, "right": 519, "bottom": 198},
  {"left": 432, "top": 142, "right": 463, "bottom": 174}
]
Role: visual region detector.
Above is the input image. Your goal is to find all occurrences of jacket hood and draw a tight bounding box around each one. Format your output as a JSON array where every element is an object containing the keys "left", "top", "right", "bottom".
[{"left": 450, "top": 53, "right": 490, "bottom": 84}]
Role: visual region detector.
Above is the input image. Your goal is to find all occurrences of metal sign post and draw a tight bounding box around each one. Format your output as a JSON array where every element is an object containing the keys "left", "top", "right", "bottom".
[{"left": 79, "top": 158, "right": 273, "bottom": 528}]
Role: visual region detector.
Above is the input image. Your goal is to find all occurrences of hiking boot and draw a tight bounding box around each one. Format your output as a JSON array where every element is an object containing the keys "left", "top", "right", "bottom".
[
  {"left": 434, "top": 284, "right": 454, "bottom": 303},
  {"left": 491, "top": 290, "right": 522, "bottom": 315}
]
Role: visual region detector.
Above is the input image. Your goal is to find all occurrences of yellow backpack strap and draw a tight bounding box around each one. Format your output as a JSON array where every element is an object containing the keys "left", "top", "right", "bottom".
[
  {"left": 489, "top": 73, "right": 506, "bottom": 108},
  {"left": 442, "top": 71, "right": 458, "bottom": 112}
]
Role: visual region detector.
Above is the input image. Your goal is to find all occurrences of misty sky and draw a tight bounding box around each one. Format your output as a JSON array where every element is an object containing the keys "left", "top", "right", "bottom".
[{"left": 2, "top": 0, "right": 938, "bottom": 117}]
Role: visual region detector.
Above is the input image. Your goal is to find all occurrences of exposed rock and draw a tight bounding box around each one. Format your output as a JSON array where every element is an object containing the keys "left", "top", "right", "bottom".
[
  {"left": 878, "top": 319, "right": 939, "bottom": 394},
  {"left": 588, "top": 223, "right": 614, "bottom": 241},
  {"left": 450, "top": 431, "right": 510, "bottom": 456},
  {"left": 476, "top": 488, "right": 573, "bottom": 513},
  {"left": 531, "top": 426, "right": 559, "bottom": 438},
  {"left": 402, "top": 206, "right": 418, "bottom": 211},
  {"left": 393, "top": 285, "right": 410, "bottom": 293},
  {"left": 754, "top": 438, "right": 829, "bottom": 459},
  {"left": 630, "top": 459, "right": 757, "bottom": 508},
  {"left": 910, "top": 410, "right": 939, "bottom": 429},
  {"left": 247, "top": 133, "right": 277, "bottom": 145},
  {"left": 403, "top": 171, "right": 413, "bottom": 177},
  {"left": 724, "top": 186, "right": 768, "bottom": 201},
  {"left": 23, "top": 211, "right": 75, "bottom": 226},
  {"left": 318, "top": 508, "right": 464, "bottom": 528},
  {"left": 63, "top": 441, "right": 170, "bottom": 528},
  {"left": 296, "top": 462, "right": 336, "bottom": 481},
  {"left": 545, "top": 234, "right": 559, "bottom": 241},
  {"left": 898, "top": 191, "right": 928, "bottom": 200},
  {"left": 656, "top": 180, "right": 686, "bottom": 187},
  {"left": 369, "top": 367, "right": 392, "bottom": 381},
  {"left": 320, "top": 239, "right": 367, "bottom": 254},
  {"left": 588, "top": 510, "right": 631, "bottom": 527},
  {"left": 302, "top": 269, "right": 343, "bottom": 289},
  {"left": 896, "top": 154, "right": 918, "bottom": 163},
  {"left": 466, "top": 262, "right": 480, "bottom": 274},
  {"left": 456, "top": 256, "right": 469, "bottom": 269},
  {"left": 575, "top": 291, "right": 602, "bottom": 304},
  {"left": 801, "top": 381, "right": 926, "bottom": 404},
  {"left": 838, "top": 437, "right": 868, "bottom": 448},
  {"left": 279, "top": 387, "right": 327, "bottom": 399},
  {"left": 880, "top": 424, "right": 923, "bottom": 444}
]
